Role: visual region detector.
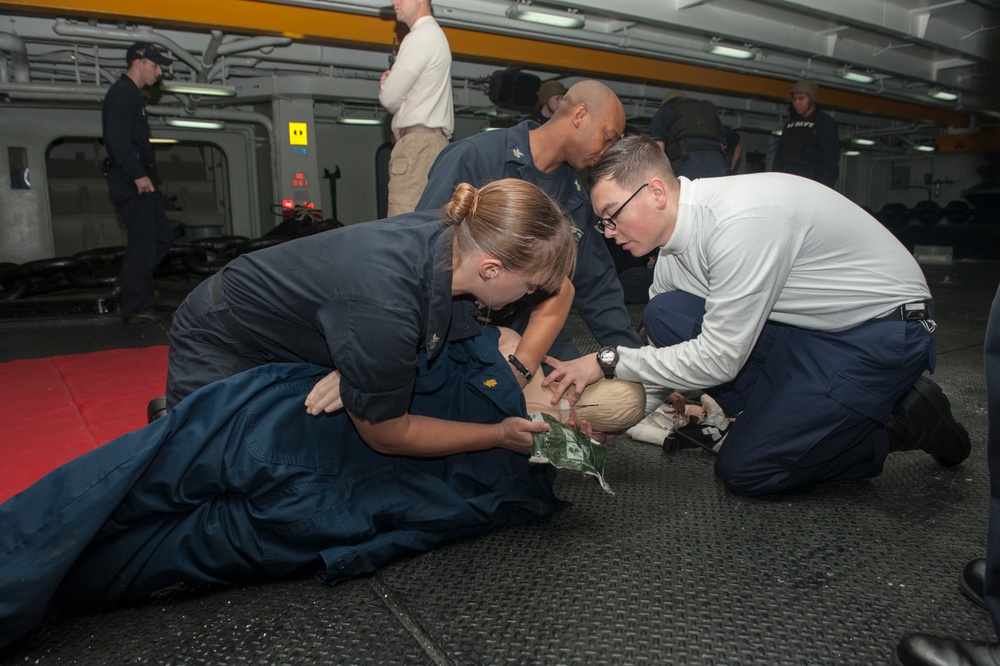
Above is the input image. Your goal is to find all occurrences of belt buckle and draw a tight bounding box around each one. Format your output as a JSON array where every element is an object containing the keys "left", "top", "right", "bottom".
[{"left": 902, "top": 302, "right": 928, "bottom": 320}]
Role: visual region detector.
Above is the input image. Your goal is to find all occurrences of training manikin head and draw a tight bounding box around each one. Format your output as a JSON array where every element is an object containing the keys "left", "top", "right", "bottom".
[{"left": 497, "top": 327, "right": 646, "bottom": 433}]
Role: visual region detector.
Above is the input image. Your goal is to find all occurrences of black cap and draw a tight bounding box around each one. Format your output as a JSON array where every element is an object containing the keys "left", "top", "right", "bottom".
[{"left": 126, "top": 42, "right": 172, "bottom": 67}]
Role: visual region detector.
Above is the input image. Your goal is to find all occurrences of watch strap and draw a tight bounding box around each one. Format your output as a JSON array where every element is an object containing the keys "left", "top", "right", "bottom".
[
  {"left": 598, "top": 346, "right": 618, "bottom": 380},
  {"left": 507, "top": 354, "right": 533, "bottom": 382}
]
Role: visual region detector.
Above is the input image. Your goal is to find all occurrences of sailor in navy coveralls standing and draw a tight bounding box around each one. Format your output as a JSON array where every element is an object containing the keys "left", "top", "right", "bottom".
[{"left": 101, "top": 42, "right": 175, "bottom": 324}]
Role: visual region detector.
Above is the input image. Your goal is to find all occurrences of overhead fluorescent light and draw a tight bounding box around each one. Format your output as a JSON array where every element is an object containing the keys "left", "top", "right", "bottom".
[
  {"left": 836, "top": 68, "right": 875, "bottom": 84},
  {"left": 852, "top": 138, "right": 876, "bottom": 146},
  {"left": 336, "top": 104, "right": 386, "bottom": 125},
  {"left": 337, "top": 117, "right": 385, "bottom": 126},
  {"left": 165, "top": 118, "right": 226, "bottom": 130},
  {"left": 844, "top": 150, "right": 861, "bottom": 157},
  {"left": 161, "top": 81, "right": 237, "bottom": 97},
  {"left": 705, "top": 40, "right": 755, "bottom": 60},
  {"left": 771, "top": 129, "right": 783, "bottom": 136},
  {"left": 928, "top": 88, "right": 959, "bottom": 102},
  {"left": 507, "top": 2, "right": 585, "bottom": 29},
  {"left": 913, "top": 144, "right": 936, "bottom": 152},
  {"left": 149, "top": 137, "right": 179, "bottom": 144}
]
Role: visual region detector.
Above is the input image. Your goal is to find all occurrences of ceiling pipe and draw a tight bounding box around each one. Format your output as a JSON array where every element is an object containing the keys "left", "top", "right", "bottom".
[
  {"left": 0, "top": 32, "right": 30, "bottom": 83},
  {"left": 52, "top": 20, "right": 203, "bottom": 73},
  {"left": 147, "top": 104, "right": 274, "bottom": 138},
  {"left": 0, "top": 81, "right": 103, "bottom": 96},
  {"left": 31, "top": 50, "right": 119, "bottom": 85},
  {"left": 0, "top": 81, "right": 105, "bottom": 101},
  {"left": 856, "top": 123, "right": 938, "bottom": 138},
  {"left": 201, "top": 30, "right": 225, "bottom": 68},
  {"left": 258, "top": 0, "right": 387, "bottom": 16},
  {"left": 215, "top": 36, "right": 293, "bottom": 57},
  {"left": 50, "top": 21, "right": 290, "bottom": 87},
  {"left": 204, "top": 57, "right": 260, "bottom": 84}
]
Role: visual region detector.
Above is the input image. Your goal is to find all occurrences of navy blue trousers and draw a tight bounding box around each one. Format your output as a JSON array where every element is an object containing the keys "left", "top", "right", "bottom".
[
  {"left": 983, "top": 284, "right": 1000, "bottom": 636},
  {"left": 108, "top": 174, "right": 173, "bottom": 315},
  {"left": 0, "top": 332, "right": 558, "bottom": 648},
  {"left": 644, "top": 291, "right": 935, "bottom": 495}
]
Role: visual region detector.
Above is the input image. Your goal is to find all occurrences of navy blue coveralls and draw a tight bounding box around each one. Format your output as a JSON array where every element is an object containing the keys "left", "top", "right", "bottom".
[
  {"left": 416, "top": 119, "right": 643, "bottom": 361},
  {"left": 101, "top": 74, "right": 174, "bottom": 316},
  {"left": 166, "top": 212, "right": 470, "bottom": 414},
  {"left": 772, "top": 107, "right": 840, "bottom": 188},
  {"left": 644, "top": 291, "right": 934, "bottom": 495},
  {"left": 648, "top": 99, "right": 739, "bottom": 180},
  {"left": 984, "top": 283, "right": 1000, "bottom": 634},
  {"left": 0, "top": 329, "right": 559, "bottom": 648}
]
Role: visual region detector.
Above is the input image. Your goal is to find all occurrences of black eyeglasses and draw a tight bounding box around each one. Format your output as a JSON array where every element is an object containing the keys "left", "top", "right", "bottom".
[{"left": 594, "top": 183, "right": 648, "bottom": 233}]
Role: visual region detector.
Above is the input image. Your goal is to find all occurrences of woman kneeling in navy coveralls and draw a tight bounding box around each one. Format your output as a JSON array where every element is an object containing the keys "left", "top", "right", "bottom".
[{"left": 0, "top": 180, "right": 579, "bottom": 648}]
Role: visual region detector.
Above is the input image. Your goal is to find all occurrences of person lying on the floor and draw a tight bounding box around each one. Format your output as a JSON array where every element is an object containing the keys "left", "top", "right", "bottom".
[
  {"left": 0, "top": 178, "right": 586, "bottom": 648},
  {"left": 497, "top": 326, "right": 645, "bottom": 439},
  {"left": 166, "top": 178, "right": 578, "bottom": 459},
  {"left": 0, "top": 326, "right": 578, "bottom": 650},
  {"left": 0, "top": 319, "right": 655, "bottom": 648}
]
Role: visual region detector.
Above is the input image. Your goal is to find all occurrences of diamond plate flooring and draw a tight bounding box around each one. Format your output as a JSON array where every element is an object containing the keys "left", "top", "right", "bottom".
[{"left": 0, "top": 260, "right": 997, "bottom": 665}]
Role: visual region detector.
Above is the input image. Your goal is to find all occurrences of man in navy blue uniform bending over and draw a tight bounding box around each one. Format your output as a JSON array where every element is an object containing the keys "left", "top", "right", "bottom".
[{"left": 417, "top": 80, "right": 643, "bottom": 384}]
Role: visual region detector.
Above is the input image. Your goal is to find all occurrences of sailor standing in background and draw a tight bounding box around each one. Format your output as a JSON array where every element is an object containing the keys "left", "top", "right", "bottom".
[
  {"left": 649, "top": 91, "right": 743, "bottom": 180},
  {"left": 380, "top": 0, "right": 454, "bottom": 216},
  {"left": 102, "top": 42, "right": 175, "bottom": 324},
  {"left": 772, "top": 79, "right": 840, "bottom": 188},
  {"left": 530, "top": 80, "right": 566, "bottom": 125}
]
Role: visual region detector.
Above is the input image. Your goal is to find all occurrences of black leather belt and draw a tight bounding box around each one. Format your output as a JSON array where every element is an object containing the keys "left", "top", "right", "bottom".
[
  {"left": 873, "top": 300, "right": 933, "bottom": 322},
  {"left": 211, "top": 270, "right": 267, "bottom": 354}
]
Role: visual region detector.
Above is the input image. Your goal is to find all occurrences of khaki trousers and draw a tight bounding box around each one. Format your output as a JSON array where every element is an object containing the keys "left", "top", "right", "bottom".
[{"left": 387, "top": 130, "right": 449, "bottom": 217}]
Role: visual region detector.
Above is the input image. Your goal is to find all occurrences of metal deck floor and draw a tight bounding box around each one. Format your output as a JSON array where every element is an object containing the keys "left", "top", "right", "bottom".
[{"left": 0, "top": 261, "right": 997, "bottom": 665}]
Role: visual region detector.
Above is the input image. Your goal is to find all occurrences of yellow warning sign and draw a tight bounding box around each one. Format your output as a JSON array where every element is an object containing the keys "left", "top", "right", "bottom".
[{"left": 288, "top": 122, "right": 308, "bottom": 146}]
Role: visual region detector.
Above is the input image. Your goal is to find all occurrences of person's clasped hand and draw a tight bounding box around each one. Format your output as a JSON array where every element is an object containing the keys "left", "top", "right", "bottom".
[{"left": 304, "top": 370, "right": 344, "bottom": 415}]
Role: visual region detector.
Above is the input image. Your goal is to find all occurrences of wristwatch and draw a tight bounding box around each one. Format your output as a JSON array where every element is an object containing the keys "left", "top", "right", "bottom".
[{"left": 596, "top": 346, "right": 619, "bottom": 380}]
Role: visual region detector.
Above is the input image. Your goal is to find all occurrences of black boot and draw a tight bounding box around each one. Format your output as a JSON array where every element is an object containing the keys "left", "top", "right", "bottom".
[
  {"left": 960, "top": 557, "right": 988, "bottom": 610},
  {"left": 886, "top": 375, "right": 971, "bottom": 466},
  {"left": 147, "top": 396, "right": 168, "bottom": 423},
  {"left": 893, "top": 633, "right": 1000, "bottom": 666}
]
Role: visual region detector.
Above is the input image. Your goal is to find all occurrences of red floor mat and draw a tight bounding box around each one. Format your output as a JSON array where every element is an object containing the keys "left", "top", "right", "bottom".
[{"left": 0, "top": 346, "right": 168, "bottom": 502}]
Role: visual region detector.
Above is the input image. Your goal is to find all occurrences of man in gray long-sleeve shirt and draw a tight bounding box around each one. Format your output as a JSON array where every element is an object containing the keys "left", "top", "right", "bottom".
[{"left": 545, "top": 135, "right": 969, "bottom": 497}]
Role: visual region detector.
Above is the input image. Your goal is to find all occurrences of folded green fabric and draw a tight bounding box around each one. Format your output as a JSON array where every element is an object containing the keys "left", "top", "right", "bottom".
[{"left": 529, "top": 412, "right": 613, "bottom": 495}]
